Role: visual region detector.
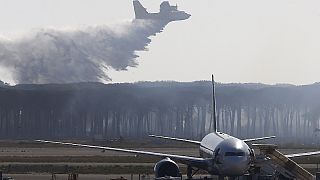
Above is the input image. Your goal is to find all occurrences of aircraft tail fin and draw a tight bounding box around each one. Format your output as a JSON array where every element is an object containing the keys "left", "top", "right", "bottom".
[
  {"left": 133, "top": 0, "right": 149, "bottom": 19},
  {"left": 212, "top": 75, "right": 218, "bottom": 133}
]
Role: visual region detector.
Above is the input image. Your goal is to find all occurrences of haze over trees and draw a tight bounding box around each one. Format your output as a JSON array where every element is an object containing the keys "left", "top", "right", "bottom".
[{"left": 0, "top": 81, "right": 319, "bottom": 145}]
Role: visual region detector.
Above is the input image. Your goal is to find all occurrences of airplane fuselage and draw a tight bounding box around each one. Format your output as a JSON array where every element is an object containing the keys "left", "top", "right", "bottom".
[
  {"left": 199, "top": 132, "right": 252, "bottom": 176},
  {"left": 140, "top": 12, "right": 191, "bottom": 22}
]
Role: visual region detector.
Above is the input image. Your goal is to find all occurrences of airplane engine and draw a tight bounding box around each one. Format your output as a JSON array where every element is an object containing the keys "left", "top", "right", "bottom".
[{"left": 154, "top": 158, "right": 181, "bottom": 178}]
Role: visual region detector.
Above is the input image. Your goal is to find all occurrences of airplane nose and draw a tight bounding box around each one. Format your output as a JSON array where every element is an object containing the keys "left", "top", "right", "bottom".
[{"left": 221, "top": 157, "right": 250, "bottom": 176}]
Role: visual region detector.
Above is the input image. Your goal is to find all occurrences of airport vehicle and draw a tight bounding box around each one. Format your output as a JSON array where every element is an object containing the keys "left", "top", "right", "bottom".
[
  {"left": 133, "top": 0, "right": 191, "bottom": 22},
  {"left": 37, "top": 75, "right": 320, "bottom": 179}
]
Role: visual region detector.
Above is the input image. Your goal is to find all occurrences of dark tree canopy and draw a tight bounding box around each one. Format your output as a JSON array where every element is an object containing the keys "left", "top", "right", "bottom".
[{"left": 0, "top": 81, "right": 319, "bottom": 145}]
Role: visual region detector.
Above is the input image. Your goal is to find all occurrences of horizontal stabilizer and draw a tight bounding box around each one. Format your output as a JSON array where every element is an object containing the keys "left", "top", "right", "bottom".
[
  {"left": 243, "top": 136, "right": 276, "bottom": 142},
  {"left": 149, "top": 135, "right": 201, "bottom": 145}
]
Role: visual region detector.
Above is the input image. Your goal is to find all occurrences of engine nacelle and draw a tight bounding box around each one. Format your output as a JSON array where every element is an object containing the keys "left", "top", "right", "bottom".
[{"left": 154, "top": 158, "right": 181, "bottom": 178}]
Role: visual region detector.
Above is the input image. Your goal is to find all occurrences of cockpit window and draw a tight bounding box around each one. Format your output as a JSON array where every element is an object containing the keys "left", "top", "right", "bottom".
[{"left": 225, "top": 152, "right": 245, "bottom": 156}]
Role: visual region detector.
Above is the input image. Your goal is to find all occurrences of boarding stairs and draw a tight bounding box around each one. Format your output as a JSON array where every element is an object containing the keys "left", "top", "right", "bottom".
[{"left": 254, "top": 144, "right": 314, "bottom": 180}]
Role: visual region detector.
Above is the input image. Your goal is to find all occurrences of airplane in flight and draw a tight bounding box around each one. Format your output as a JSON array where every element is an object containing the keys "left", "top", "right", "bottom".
[
  {"left": 133, "top": 0, "right": 191, "bottom": 22},
  {"left": 36, "top": 75, "right": 320, "bottom": 179}
]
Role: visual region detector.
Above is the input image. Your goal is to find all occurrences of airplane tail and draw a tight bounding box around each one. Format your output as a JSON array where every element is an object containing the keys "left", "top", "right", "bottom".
[
  {"left": 133, "top": 0, "right": 149, "bottom": 19},
  {"left": 212, "top": 75, "right": 218, "bottom": 133}
]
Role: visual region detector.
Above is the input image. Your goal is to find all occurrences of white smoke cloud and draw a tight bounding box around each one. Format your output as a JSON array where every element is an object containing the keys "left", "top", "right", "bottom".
[{"left": 0, "top": 20, "right": 167, "bottom": 84}]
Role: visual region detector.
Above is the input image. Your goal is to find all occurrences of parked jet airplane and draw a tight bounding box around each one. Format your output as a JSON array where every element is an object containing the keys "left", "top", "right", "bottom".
[
  {"left": 133, "top": 0, "right": 191, "bottom": 22},
  {"left": 36, "top": 75, "right": 320, "bottom": 179}
]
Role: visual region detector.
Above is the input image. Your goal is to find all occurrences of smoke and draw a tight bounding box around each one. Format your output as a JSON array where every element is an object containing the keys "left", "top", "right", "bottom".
[{"left": 0, "top": 20, "right": 168, "bottom": 84}]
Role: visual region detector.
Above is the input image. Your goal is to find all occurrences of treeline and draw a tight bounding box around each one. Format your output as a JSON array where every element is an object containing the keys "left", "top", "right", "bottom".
[{"left": 0, "top": 81, "right": 319, "bottom": 144}]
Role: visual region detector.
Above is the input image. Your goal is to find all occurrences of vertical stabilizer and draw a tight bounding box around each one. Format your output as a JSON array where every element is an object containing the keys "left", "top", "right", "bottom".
[
  {"left": 133, "top": 0, "right": 149, "bottom": 19},
  {"left": 212, "top": 75, "right": 218, "bottom": 132}
]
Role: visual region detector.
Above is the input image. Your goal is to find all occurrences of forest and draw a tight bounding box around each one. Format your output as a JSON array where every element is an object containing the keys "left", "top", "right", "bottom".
[{"left": 0, "top": 81, "right": 319, "bottom": 145}]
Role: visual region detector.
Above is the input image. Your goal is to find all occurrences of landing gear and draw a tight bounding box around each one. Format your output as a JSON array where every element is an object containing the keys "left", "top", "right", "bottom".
[
  {"left": 187, "top": 166, "right": 200, "bottom": 179},
  {"left": 187, "top": 166, "right": 192, "bottom": 179}
]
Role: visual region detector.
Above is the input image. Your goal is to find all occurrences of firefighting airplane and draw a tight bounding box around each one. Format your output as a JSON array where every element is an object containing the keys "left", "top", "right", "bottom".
[
  {"left": 36, "top": 75, "right": 320, "bottom": 179},
  {"left": 133, "top": 0, "right": 191, "bottom": 22}
]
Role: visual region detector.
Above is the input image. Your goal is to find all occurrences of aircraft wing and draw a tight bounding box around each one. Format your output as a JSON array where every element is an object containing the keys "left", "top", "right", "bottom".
[
  {"left": 243, "top": 136, "right": 276, "bottom": 142},
  {"left": 285, "top": 151, "right": 320, "bottom": 158},
  {"left": 35, "top": 140, "right": 209, "bottom": 169},
  {"left": 252, "top": 143, "right": 320, "bottom": 158},
  {"left": 149, "top": 135, "right": 201, "bottom": 145}
]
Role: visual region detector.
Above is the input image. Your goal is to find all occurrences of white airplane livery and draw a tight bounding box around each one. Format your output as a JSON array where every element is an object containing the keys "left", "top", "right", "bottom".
[{"left": 37, "top": 75, "right": 320, "bottom": 179}]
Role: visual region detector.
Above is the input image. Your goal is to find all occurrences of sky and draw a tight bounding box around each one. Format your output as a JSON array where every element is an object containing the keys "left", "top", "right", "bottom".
[{"left": 0, "top": 0, "right": 320, "bottom": 85}]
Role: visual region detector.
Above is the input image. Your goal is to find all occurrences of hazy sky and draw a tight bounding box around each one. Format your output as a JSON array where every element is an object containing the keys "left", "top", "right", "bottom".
[{"left": 0, "top": 0, "right": 320, "bottom": 85}]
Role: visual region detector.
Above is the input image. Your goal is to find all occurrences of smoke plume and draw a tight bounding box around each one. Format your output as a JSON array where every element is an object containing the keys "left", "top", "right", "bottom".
[{"left": 0, "top": 20, "right": 167, "bottom": 84}]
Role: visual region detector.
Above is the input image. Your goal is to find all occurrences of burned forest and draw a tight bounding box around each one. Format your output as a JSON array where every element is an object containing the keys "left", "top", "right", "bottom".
[{"left": 0, "top": 81, "right": 319, "bottom": 145}]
